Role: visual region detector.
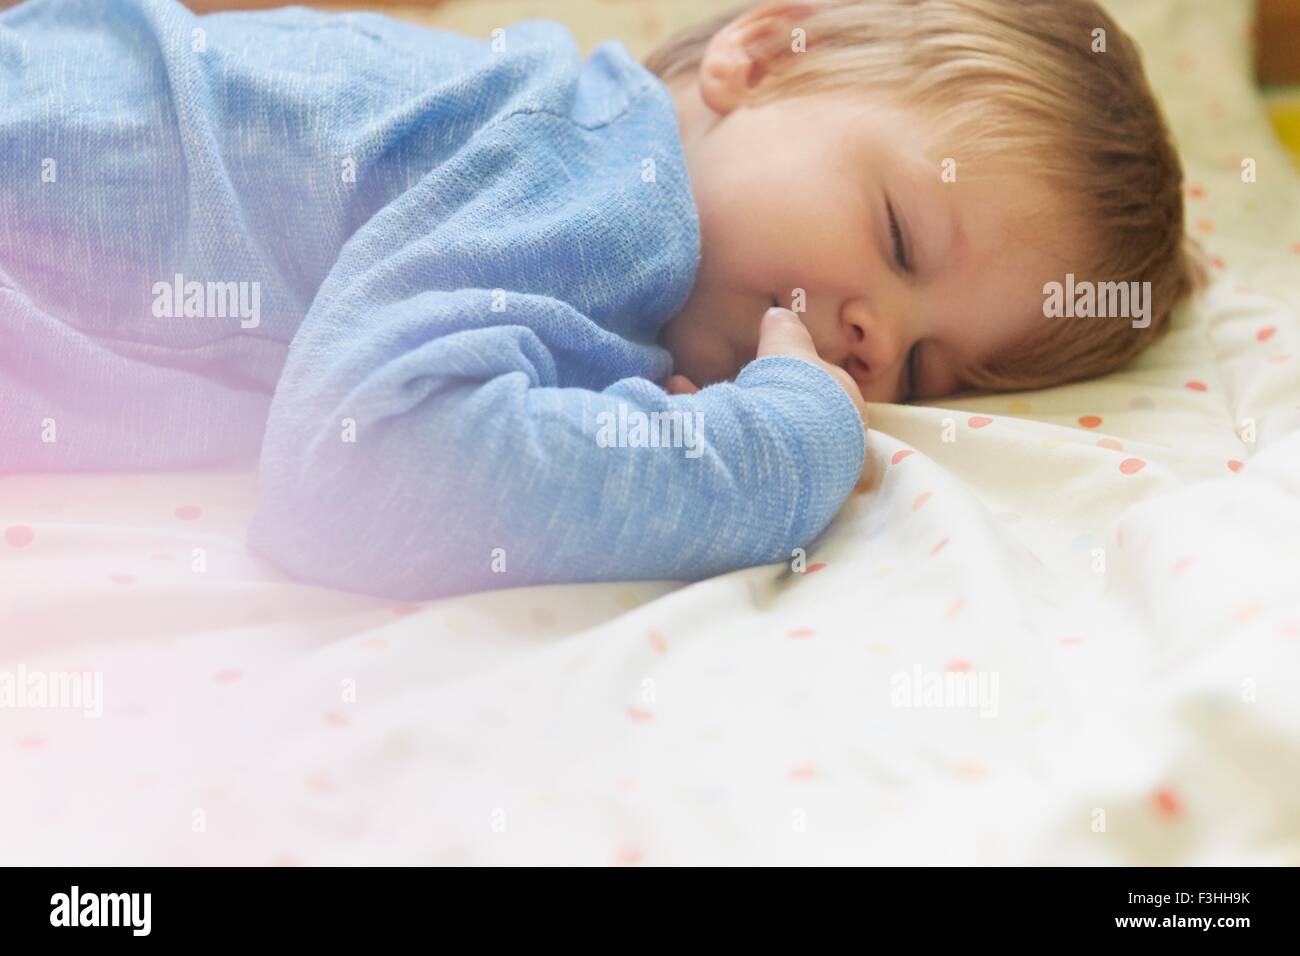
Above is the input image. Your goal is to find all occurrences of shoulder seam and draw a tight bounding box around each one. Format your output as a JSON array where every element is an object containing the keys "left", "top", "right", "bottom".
[{"left": 492, "top": 78, "right": 658, "bottom": 132}]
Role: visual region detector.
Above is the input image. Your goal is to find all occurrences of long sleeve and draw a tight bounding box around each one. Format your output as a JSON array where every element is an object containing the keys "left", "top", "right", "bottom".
[
  {"left": 237, "top": 19, "right": 866, "bottom": 599},
  {"left": 248, "top": 287, "right": 866, "bottom": 599},
  {"left": 0, "top": 0, "right": 868, "bottom": 597}
]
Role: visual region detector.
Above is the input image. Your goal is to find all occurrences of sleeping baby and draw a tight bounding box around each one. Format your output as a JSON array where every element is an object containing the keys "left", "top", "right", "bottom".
[{"left": 0, "top": 0, "right": 1202, "bottom": 598}]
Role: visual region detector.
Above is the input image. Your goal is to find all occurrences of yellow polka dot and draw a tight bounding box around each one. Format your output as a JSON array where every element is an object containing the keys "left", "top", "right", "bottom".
[
  {"left": 382, "top": 732, "right": 419, "bottom": 759},
  {"left": 871, "top": 564, "right": 894, "bottom": 580},
  {"left": 1027, "top": 708, "right": 1052, "bottom": 729},
  {"left": 865, "top": 641, "right": 894, "bottom": 655},
  {"left": 446, "top": 614, "right": 474, "bottom": 635},
  {"left": 613, "top": 590, "right": 642, "bottom": 610},
  {"left": 1007, "top": 399, "right": 1033, "bottom": 414}
]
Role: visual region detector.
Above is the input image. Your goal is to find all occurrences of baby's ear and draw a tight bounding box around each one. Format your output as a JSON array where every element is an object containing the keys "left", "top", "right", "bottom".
[
  {"left": 1181, "top": 236, "right": 1212, "bottom": 295},
  {"left": 698, "top": 2, "right": 821, "bottom": 113},
  {"left": 738, "top": 2, "right": 822, "bottom": 63}
]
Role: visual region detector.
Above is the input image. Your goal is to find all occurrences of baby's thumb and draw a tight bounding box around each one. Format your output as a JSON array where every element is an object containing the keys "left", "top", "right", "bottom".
[
  {"left": 664, "top": 374, "right": 700, "bottom": 395},
  {"left": 756, "top": 307, "right": 818, "bottom": 362}
]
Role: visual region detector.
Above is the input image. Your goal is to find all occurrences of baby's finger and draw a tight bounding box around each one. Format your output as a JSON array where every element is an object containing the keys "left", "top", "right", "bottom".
[
  {"left": 664, "top": 374, "right": 699, "bottom": 395},
  {"left": 756, "top": 307, "right": 818, "bottom": 362}
]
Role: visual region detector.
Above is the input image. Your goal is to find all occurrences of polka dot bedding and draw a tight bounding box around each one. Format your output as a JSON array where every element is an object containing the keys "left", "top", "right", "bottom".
[{"left": 2, "top": 0, "right": 1298, "bottom": 864}]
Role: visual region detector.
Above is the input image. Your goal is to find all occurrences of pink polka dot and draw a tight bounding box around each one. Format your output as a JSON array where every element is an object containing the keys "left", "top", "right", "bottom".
[
  {"left": 1257, "top": 326, "right": 1277, "bottom": 342},
  {"left": 912, "top": 491, "right": 932, "bottom": 512},
  {"left": 1279, "top": 622, "right": 1300, "bottom": 639},
  {"left": 4, "top": 525, "right": 34, "bottom": 548},
  {"left": 17, "top": 736, "right": 46, "bottom": 750},
  {"left": 945, "top": 659, "right": 972, "bottom": 672},
  {"left": 1211, "top": 256, "right": 1227, "bottom": 270},
  {"left": 804, "top": 562, "right": 827, "bottom": 574},
  {"left": 930, "top": 537, "right": 949, "bottom": 556},
  {"left": 1270, "top": 354, "right": 1292, "bottom": 364},
  {"left": 614, "top": 847, "right": 644, "bottom": 866},
  {"left": 968, "top": 415, "right": 993, "bottom": 429},
  {"left": 787, "top": 627, "right": 815, "bottom": 640},
  {"left": 1152, "top": 786, "right": 1183, "bottom": 819},
  {"left": 1078, "top": 415, "right": 1102, "bottom": 429},
  {"left": 625, "top": 707, "right": 653, "bottom": 722},
  {"left": 1227, "top": 459, "right": 1243, "bottom": 473},
  {"left": 957, "top": 762, "right": 987, "bottom": 778},
  {"left": 786, "top": 764, "right": 818, "bottom": 781},
  {"left": 304, "top": 770, "right": 335, "bottom": 794},
  {"left": 944, "top": 598, "right": 965, "bottom": 620},
  {"left": 1185, "top": 184, "right": 1206, "bottom": 199},
  {"left": 1059, "top": 636, "right": 1084, "bottom": 646},
  {"left": 1097, "top": 438, "right": 1123, "bottom": 451},
  {"left": 1119, "top": 458, "right": 1146, "bottom": 475},
  {"left": 108, "top": 573, "right": 135, "bottom": 585},
  {"left": 323, "top": 711, "right": 349, "bottom": 729},
  {"left": 362, "top": 637, "right": 388, "bottom": 650},
  {"left": 1184, "top": 380, "right": 1208, "bottom": 392},
  {"left": 646, "top": 631, "right": 668, "bottom": 655},
  {"left": 213, "top": 668, "right": 243, "bottom": 684},
  {"left": 174, "top": 505, "right": 203, "bottom": 521},
  {"left": 891, "top": 449, "right": 915, "bottom": 465},
  {"left": 391, "top": 604, "right": 422, "bottom": 617},
  {"left": 1170, "top": 557, "right": 1194, "bottom": 575}
]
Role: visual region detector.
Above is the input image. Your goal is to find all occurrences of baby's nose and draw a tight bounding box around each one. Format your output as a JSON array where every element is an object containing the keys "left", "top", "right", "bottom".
[{"left": 841, "top": 308, "right": 900, "bottom": 375}]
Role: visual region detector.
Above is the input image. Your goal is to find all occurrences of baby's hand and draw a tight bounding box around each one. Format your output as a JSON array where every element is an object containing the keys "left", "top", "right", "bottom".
[
  {"left": 664, "top": 374, "right": 700, "bottom": 395},
  {"left": 757, "top": 307, "right": 869, "bottom": 430}
]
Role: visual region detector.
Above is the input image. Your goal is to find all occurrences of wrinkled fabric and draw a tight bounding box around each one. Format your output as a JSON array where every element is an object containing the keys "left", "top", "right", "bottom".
[{"left": 0, "top": 0, "right": 865, "bottom": 598}]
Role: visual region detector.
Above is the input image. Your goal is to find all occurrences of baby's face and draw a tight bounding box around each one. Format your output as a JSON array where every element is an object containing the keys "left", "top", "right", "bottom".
[{"left": 659, "top": 77, "right": 1077, "bottom": 403}]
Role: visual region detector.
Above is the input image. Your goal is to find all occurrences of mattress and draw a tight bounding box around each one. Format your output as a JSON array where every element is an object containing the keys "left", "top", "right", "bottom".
[{"left": 3, "top": 0, "right": 1298, "bottom": 864}]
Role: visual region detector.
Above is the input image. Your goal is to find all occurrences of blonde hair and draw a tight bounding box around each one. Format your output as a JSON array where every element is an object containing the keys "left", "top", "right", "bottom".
[{"left": 646, "top": 0, "right": 1207, "bottom": 393}]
